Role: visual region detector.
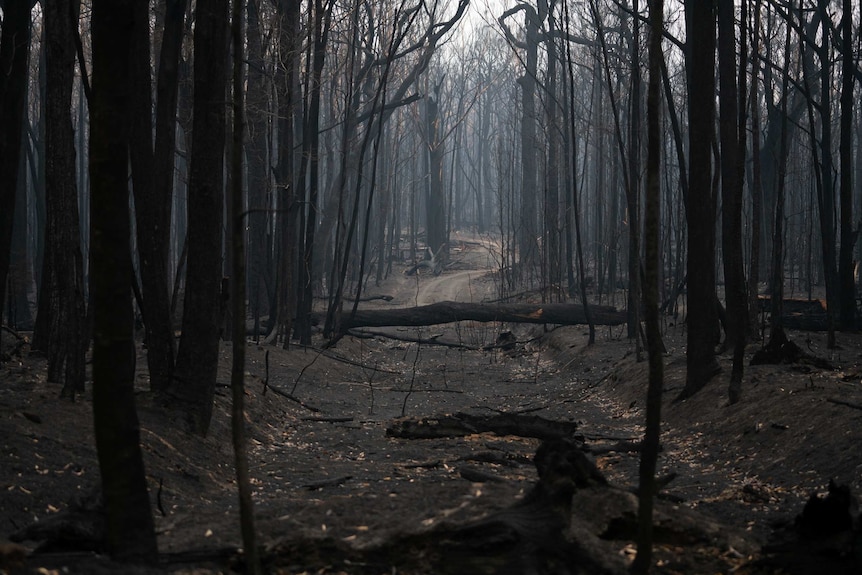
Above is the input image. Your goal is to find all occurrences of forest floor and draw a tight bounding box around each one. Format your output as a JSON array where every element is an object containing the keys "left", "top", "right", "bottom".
[{"left": 2, "top": 232, "right": 862, "bottom": 574}]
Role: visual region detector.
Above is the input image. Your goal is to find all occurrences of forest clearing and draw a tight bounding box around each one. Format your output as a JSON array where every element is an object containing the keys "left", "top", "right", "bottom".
[{"left": 2, "top": 238, "right": 861, "bottom": 574}]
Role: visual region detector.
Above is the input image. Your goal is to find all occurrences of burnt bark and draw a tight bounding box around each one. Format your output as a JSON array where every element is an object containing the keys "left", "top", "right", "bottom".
[
  {"left": 632, "top": 0, "right": 664, "bottom": 569},
  {"left": 838, "top": 0, "right": 855, "bottom": 330},
  {"left": 172, "top": 0, "right": 229, "bottom": 435},
  {"left": 90, "top": 0, "right": 158, "bottom": 561},
  {"left": 130, "top": 0, "right": 182, "bottom": 392},
  {"left": 718, "top": 0, "right": 747, "bottom": 404},
  {"left": 38, "top": 0, "right": 87, "bottom": 396},
  {"left": 267, "top": 0, "right": 302, "bottom": 347},
  {"left": 678, "top": 0, "right": 721, "bottom": 401},
  {"left": 0, "top": 0, "right": 32, "bottom": 328}
]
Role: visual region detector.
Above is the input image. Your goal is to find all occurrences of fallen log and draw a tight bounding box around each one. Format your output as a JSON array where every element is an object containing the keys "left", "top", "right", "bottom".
[
  {"left": 320, "top": 301, "right": 626, "bottom": 331},
  {"left": 756, "top": 296, "right": 830, "bottom": 331},
  {"left": 386, "top": 411, "right": 581, "bottom": 441}
]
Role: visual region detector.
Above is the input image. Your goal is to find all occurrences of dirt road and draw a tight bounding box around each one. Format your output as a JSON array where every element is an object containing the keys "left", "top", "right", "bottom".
[{"left": 415, "top": 236, "right": 499, "bottom": 305}]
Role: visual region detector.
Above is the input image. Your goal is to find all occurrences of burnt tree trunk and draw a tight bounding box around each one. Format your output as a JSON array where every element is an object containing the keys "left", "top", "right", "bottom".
[
  {"left": 0, "top": 0, "right": 32, "bottom": 328},
  {"left": 90, "top": 0, "right": 158, "bottom": 561},
  {"left": 718, "top": 0, "right": 747, "bottom": 403},
  {"left": 678, "top": 0, "right": 720, "bottom": 401},
  {"left": 39, "top": 0, "right": 87, "bottom": 396},
  {"left": 130, "top": 0, "right": 180, "bottom": 392},
  {"left": 172, "top": 0, "right": 229, "bottom": 435}
]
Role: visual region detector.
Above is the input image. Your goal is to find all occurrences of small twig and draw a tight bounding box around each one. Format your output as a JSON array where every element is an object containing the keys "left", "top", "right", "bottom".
[
  {"left": 349, "top": 328, "right": 481, "bottom": 350},
  {"left": 399, "top": 460, "right": 442, "bottom": 469},
  {"left": 827, "top": 397, "right": 862, "bottom": 411},
  {"left": 157, "top": 478, "right": 166, "bottom": 517},
  {"left": 291, "top": 347, "right": 325, "bottom": 395},
  {"left": 389, "top": 388, "right": 464, "bottom": 393},
  {"left": 401, "top": 328, "right": 423, "bottom": 416},
  {"left": 300, "top": 416, "right": 354, "bottom": 423},
  {"left": 268, "top": 385, "right": 321, "bottom": 412},
  {"left": 262, "top": 350, "right": 270, "bottom": 395},
  {"left": 303, "top": 475, "right": 353, "bottom": 490},
  {"left": 1, "top": 325, "right": 25, "bottom": 340}
]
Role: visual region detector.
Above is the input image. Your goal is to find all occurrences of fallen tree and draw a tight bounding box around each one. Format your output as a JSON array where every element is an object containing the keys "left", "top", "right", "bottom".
[{"left": 316, "top": 301, "right": 626, "bottom": 332}]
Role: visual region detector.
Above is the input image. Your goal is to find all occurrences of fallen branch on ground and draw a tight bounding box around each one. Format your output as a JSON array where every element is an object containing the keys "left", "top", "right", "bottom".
[{"left": 386, "top": 412, "right": 581, "bottom": 441}]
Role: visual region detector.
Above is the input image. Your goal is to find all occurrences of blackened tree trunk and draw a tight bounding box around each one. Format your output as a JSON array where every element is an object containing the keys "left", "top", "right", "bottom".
[
  {"left": 172, "top": 0, "right": 229, "bottom": 435},
  {"left": 718, "top": 0, "right": 747, "bottom": 404},
  {"left": 816, "top": 0, "right": 838, "bottom": 346},
  {"left": 748, "top": 0, "right": 763, "bottom": 331},
  {"left": 518, "top": 5, "right": 540, "bottom": 276},
  {"left": 294, "top": 0, "right": 331, "bottom": 345},
  {"left": 544, "top": 1, "right": 561, "bottom": 294},
  {"left": 838, "top": 0, "right": 855, "bottom": 330},
  {"left": 563, "top": 0, "right": 595, "bottom": 343},
  {"left": 0, "top": 0, "right": 32, "bottom": 328},
  {"left": 90, "top": 0, "right": 158, "bottom": 561},
  {"left": 426, "top": 84, "right": 447, "bottom": 256},
  {"left": 770, "top": 0, "right": 794, "bottom": 341},
  {"left": 145, "top": 0, "right": 188, "bottom": 390},
  {"left": 229, "top": 1, "right": 261, "bottom": 570},
  {"left": 678, "top": 0, "right": 720, "bottom": 401},
  {"left": 131, "top": 0, "right": 181, "bottom": 392},
  {"left": 246, "top": 0, "right": 270, "bottom": 342},
  {"left": 632, "top": 0, "right": 664, "bottom": 569},
  {"left": 38, "top": 0, "right": 87, "bottom": 397},
  {"left": 267, "top": 0, "right": 302, "bottom": 347},
  {"left": 10, "top": 135, "right": 35, "bottom": 330},
  {"left": 626, "top": 0, "right": 642, "bottom": 344}
]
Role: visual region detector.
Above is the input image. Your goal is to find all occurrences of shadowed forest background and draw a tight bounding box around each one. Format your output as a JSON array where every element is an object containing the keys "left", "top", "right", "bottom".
[{"left": 2, "top": 0, "right": 862, "bottom": 573}]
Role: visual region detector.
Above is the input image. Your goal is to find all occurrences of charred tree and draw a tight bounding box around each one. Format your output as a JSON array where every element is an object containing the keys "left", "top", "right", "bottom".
[
  {"left": 90, "top": 0, "right": 158, "bottom": 561},
  {"left": 267, "top": 0, "right": 302, "bottom": 347},
  {"left": 0, "top": 0, "right": 32, "bottom": 330},
  {"left": 838, "top": 0, "right": 855, "bottom": 330},
  {"left": 718, "top": 0, "right": 747, "bottom": 403},
  {"left": 294, "top": 0, "right": 332, "bottom": 345},
  {"left": 172, "top": 0, "right": 229, "bottom": 435},
  {"left": 632, "top": 0, "right": 664, "bottom": 569},
  {"left": 130, "top": 0, "right": 183, "bottom": 392},
  {"left": 37, "top": 0, "right": 87, "bottom": 397},
  {"left": 678, "top": 0, "right": 721, "bottom": 401}
]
